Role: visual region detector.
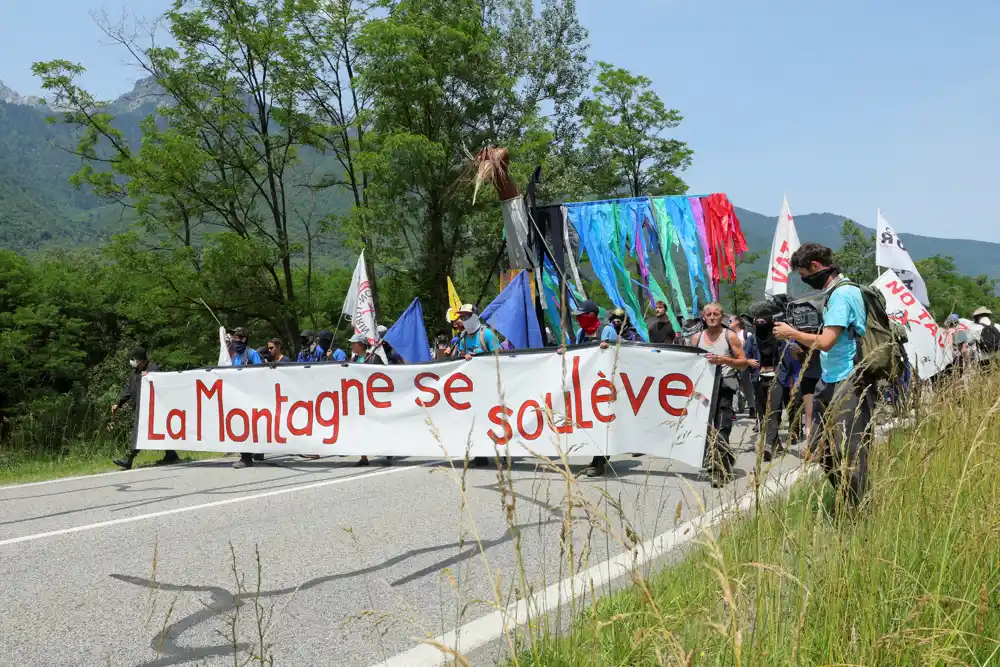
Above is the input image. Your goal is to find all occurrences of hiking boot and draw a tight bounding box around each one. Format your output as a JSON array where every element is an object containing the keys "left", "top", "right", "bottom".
[
  {"left": 233, "top": 459, "right": 252, "bottom": 469},
  {"left": 156, "top": 453, "right": 180, "bottom": 466},
  {"left": 113, "top": 458, "right": 133, "bottom": 470}
]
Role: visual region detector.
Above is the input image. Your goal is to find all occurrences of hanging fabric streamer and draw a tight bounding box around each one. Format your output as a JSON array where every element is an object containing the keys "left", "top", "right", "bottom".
[
  {"left": 700, "top": 193, "right": 748, "bottom": 286},
  {"left": 648, "top": 198, "right": 691, "bottom": 320},
  {"left": 659, "top": 196, "right": 712, "bottom": 312},
  {"left": 610, "top": 202, "right": 649, "bottom": 340},
  {"left": 566, "top": 202, "right": 626, "bottom": 307},
  {"left": 646, "top": 274, "right": 681, "bottom": 331},
  {"left": 687, "top": 197, "right": 718, "bottom": 301}
]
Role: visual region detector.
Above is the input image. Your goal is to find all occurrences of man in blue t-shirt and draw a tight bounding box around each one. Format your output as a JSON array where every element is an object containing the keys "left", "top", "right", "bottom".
[{"left": 774, "top": 243, "right": 876, "bottom": 506}]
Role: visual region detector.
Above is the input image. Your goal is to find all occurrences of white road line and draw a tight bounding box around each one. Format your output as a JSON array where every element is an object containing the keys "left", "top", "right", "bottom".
[
  {"left": 0, "top": 457, "right": 228, "bottom": 491},
  {"left": 0, "top": 461, "right": 442, "bottom": 548},
  {"left": 367, "top": 465, "right": 807, "bottom": 667}
]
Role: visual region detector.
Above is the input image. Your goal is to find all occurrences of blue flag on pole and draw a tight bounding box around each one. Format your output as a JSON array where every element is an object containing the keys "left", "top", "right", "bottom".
[
  {"left": 481, "top": 270, "right": 543, "bottom": 349},
  {"left": 383, "top": 297, "right": 431, "bottom": 363}
]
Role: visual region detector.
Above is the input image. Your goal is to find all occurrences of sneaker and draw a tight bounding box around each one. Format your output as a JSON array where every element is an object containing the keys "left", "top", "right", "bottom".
[
  {"left": 582, "top": 464, "right": 606, "bottom": 478},
  {"left": 233, "top": 459, "right": 251, "bottom": 469},
  {"left": 113, "top": 458, "right": 133, "bottom": 470}
]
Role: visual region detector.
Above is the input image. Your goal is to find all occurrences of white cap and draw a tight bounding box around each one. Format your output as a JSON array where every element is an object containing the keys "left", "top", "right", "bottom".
[{"left": 349, "top": 333, "right": 367, "bottom": 344}]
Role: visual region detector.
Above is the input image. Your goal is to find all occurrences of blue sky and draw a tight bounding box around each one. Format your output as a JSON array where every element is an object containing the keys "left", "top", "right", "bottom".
[{"left": 2, "top": 0, "right": 998, "bottom": 241}]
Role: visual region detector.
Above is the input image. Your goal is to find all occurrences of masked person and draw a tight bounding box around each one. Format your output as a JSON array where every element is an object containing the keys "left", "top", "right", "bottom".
[
  {"left": 730, "top": 315, "right": 758, "bottom": 420},
  {"left": 316, "top": 329, "right": 347, "bottom": 363},
  {"left": 775, "top": 243, "right": 874, "bottom": 507},
  {"left": 646, "top": 301, "right": 677, "bottom": 345},
  {"left": 346, "top": 332, "right": 391, "bottom": 467},
  {"left": 752, "top": 315, "right": 786, "bottom": 461},
  {"left": 297, "top": 330, "right": 316, "bottom": 362},
  {"left": 112, "top": 348, "right": 178, "bottom": 470},
  {"left": 229, "top": 327, "right": 265, "bottom": 469},
  {"left": 690, "top": 302, "right": 749, "bottom": 486},
  {"left": 573, "top": 299, "right": 613, "bottom": 346},
  {"left": 451, "top": 304, "right": 499, "bottom": 467}
]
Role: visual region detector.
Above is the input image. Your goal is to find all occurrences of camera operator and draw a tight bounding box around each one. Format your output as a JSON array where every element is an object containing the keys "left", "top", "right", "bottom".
[
  {"left": 751, "top": 314, "right": 785, "bottom": 461},
  {"left": 774, "top": 243, "right": 875, "bottom": 507},
  {"left": 690, "top": 302, "right": 749, "bottom": 487}
]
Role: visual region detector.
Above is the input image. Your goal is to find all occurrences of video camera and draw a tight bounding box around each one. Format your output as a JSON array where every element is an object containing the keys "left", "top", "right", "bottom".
[{"left": 750, "top": 294, "right": 823, "bottom": 334}]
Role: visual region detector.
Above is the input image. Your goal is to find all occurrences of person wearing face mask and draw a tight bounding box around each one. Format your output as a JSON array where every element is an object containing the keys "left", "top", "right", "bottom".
[
  {"left": 569, "top": 299, "right": 615, "bottom": 476},
  {"left": 112, "top": 348, "right": 178, "bottom": 470},
  {"left": 774, "top": 243, "right": 874, "bottom": 507},
  {"left": 452, "top": 304, "right": 500, "bottom": 467},
  {"left": 690, "top": 302, "right": 749, "bottom": 486},
  {"left": 316, "top": 329, "right": 348, "bottom": 363},
  {"left": 297, "top": 330, "right": 317, "bottom": 362},
  {"left": 607, "top": 308, "right": 640, "bottom": 342},
  {"left": 228, "top": 328, "right": 265, "bottom": 469}
]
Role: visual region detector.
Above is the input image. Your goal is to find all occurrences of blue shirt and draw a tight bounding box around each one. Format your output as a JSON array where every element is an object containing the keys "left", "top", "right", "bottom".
[
  {"left": 455, "top": 327, "right": 499, "bottom": 356},
  {"left": 821, "top": 283, "right": 867, "bottom": 383},
  {"left": 231, "top": 348, "right": 263, "bottom": 366}
]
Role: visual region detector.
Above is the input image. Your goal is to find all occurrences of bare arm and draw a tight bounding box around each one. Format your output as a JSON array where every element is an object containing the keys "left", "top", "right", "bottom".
[{"left": 774, "top": 322, "right": 841, "bottom": 353}]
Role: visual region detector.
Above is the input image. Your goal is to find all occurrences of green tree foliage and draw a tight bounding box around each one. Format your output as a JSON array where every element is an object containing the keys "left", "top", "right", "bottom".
[
  {"left": 915, "top": 255, "right": 999, "bottom": 319},
  {"left": 834, "top": 219, "right": 878, "bottom": 286},
  {"left": 721, "top": 250, "right": 765, "bottom": 315},
  {"left": 578, "top": 61, "right": 693, "bottom": 197}
]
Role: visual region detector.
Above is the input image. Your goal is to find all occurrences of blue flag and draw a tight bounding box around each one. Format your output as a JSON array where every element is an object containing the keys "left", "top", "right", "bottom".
[
  {"left": 384, "top": 297, "right": 431, "bottom": 363},
  {"left": 481, "top": 271, "right": 543, "bottom": 349}
]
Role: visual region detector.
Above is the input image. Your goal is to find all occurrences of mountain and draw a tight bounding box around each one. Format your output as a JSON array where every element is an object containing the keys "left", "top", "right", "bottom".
[
  {"left": 2, "top": 78, "right": 1000, "bottom": 278},
  {"left": 734, "top": 208, "right": 1000, "bottom": 280}
]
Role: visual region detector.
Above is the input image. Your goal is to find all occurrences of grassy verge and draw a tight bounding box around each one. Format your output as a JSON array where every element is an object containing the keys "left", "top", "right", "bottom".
[
  {"left": 505, "top": 370, "right": 1000, "bottom": 665},
  {"left": 0, "top": 447, "right": 221, "bottom": 486}
]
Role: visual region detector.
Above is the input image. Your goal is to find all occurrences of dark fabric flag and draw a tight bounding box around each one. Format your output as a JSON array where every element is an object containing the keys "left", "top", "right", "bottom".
[
  {"left": 481, "top": 271, "right": 543, "bottom": 349},
  {"left": 384, "top": 297, "right": 432, "bottom": 363}
]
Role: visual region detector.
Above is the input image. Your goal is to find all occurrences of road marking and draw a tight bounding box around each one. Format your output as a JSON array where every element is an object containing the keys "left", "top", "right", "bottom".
[
  {"left": 366, "top": 465, "right": 806, "bottom": 667},
  {"left": 0, "top": 461, "right": 442, "bottom": 548}
]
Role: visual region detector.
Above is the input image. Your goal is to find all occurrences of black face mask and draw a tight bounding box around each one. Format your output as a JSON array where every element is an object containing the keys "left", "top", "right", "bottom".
[{"left": 801, "top": 267, "right": 836, "bottom": 290}]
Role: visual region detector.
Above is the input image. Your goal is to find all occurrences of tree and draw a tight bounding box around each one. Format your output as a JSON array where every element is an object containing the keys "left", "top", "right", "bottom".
[
  {"left": 721, "top": 250, "right": 765, "bottom": 315},
  {"left": 578, "top": 61, "right": 693, "bottom": 198},
  {"left": 35, "top": 0, "right": 315, "bottom": 344},
  {"left": 354, "top": 0, "right": 590, "bottom": 324},
  {"left": 834, "top": 219, "right": 877, "bottom": 286},
  {"left": 915, "top": 255, "right": 999, "bottom": 319}
]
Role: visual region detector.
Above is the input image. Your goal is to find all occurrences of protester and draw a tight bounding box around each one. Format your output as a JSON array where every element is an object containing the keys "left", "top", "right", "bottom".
[
  {"left": 607, "top": 308, "right": 640, "bottom": 342},
  {"left": 646, "top": 301, "right": 676, "bottom": 344},
  {"left": 453, "top": 304, "right": 500, "bottom": 358},
  {"left": 267, "top": 338, "right": 290, "bottom": 363},
  {"left": 376, "top": 324, "right": 405, "bottom": 364},
  {"left": 316, "top": 329, "right": 347, "bottom": 362},
  {"left": 434, "top": 333, "right": 451, "bottom": 360},
  {"left": 297, "top": 330, "right": 316, "bottom": 362},
  {"left": 690, "top": 302, "right": 749, "bottom": 486},
  {"left": 257, "top": 345, "right": 273, "bottom": 363},
  {"left": 230, "top": 327, "right": 265, "bottom": 469},
  {"left": 112, "top": 347, "right": 178, "bottom": 470},
  {"left": 730, "top": 315, "right": 758, "bottom": 421},
  {"left": 971, "top": 307, "right": 1000, "bottom": 366},
  {"left": 752, "top": 314, "right": 784, "bottom": 461},
  {"left": 347, "top": 332, "right": 391, "bottom": 467},
  {"left": 775, "top": 242, "right": 875, "bottom": 507},
  {"left": 569, "top": 299, "right": 615, "bottom": 477}
]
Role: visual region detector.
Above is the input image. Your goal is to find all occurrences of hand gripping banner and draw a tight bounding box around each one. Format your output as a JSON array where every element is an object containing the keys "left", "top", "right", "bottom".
[{"left": 137, "top": 345, "right": 718, "bottom": 468}]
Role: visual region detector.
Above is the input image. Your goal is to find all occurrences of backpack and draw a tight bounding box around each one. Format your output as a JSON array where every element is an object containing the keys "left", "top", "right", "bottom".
[
  {"left": 979, "top": 324, "right": 1000, "bottom": 355},
  {"left": 825, "top": 281, "right": 907, "bottom": 384},
  {"left": 453, "top": 328, "right": 488, "bottom": 357}
]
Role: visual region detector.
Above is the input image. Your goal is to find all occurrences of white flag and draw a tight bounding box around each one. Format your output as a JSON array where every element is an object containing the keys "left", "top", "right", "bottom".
[
  {"left": 872, "top": 269, "right": 951, "bottom": 380},
  {"left": 217, "top": 326, "right": 232, "bottom": 366},
  {"left": 874, "top": 210, "right": 929, "bottom": 306},
  {"left": 343, "top": 251, "right": 387, "bottom": 363},
  {"left": 764, "top": 195, "right": 801, "bottom": 297}
]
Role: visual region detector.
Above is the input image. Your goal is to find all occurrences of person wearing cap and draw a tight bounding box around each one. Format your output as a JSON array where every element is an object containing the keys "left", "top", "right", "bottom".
[
  {"left": 606, "top": 308, "right": 640, "bottom": 343},
  {"left": 112, "top": 348, "right": 178, "bottom": 469},
  {"left": 572, "top": 299, "right": 613, "bottom": 347},
  {"left": 297, "top": 330, "right": 316, "bottom": 362},
  {"left": 970, "top": 306, "right": 1000, "bottom": 366},
  {"left": 229, "top": 328, "right": 265, "bottom": 469},
  {"left": 316, "top": 329, "right": 348, "bottom": 363},
  {"left": 452, "top": 304, "right": 500, "bottom": 359},
  {"left": 347, "top": 332, "right": 391, "bottom": 467},
  {"left": 375, "top": 324, "right": 404, "bottom": 364}
]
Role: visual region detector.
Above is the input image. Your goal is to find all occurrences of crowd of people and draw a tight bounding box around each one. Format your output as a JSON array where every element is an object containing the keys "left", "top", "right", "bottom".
[{"left": 109, "top": 242, "right": 998, "bottom": 507}]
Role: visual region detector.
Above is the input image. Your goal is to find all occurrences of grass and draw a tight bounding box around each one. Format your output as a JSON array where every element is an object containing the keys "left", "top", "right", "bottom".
[
  {"left": 497, "top": 368, "right": 1000, "bottom": 666},
  {"left": 0, "top": 449, "right": 222, "bottom": 486}
]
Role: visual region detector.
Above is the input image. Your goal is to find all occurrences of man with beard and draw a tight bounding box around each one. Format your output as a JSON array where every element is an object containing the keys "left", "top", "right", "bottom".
[{"left": 646, "top": 301, "right": 677, "bottom": 344}]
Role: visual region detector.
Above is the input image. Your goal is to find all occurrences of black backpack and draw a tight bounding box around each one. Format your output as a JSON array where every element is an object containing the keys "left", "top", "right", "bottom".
[{"left": 979, "top": 324, "right": 1000, "bottom": 355}]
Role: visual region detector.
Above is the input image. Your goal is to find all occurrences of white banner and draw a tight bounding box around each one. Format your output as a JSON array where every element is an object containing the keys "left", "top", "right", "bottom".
[
  {"left": 872, "top": 269, "right": 952, "bottom": 379},
  {"left": 765, "top": 195, "right": 800, "bottom": 297},
  {"left": 875, "top": 210, "right": 929, "bottom": 306},
  {"left": 137, "top": 346, "right": 717, "bottom": 468}
]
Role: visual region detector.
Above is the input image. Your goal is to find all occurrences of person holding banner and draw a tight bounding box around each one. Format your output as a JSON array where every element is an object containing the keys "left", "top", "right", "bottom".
[
  {"left": 230, "top": 328, "right": 265, "bottom": 469},
  {"left": 347, "top": 332, "right": 393, "bottom": 468},
  {"left": 776, "top": 243, "right": 876, "bottom": 507},
  {"left": 112, "top": 348, "right": 178, "bottom": 470},
  {"left": 453, "top": 304, "right": 500, "bottom": 359},
  {"left": 691, "top": 302, "right": 749, "bottom": 486}
]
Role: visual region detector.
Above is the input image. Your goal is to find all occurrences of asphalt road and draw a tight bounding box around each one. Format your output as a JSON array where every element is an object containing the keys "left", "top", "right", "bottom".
[{"left": 0, "top": 420, "right": 800, "bottom": 667}]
